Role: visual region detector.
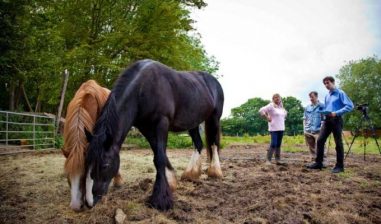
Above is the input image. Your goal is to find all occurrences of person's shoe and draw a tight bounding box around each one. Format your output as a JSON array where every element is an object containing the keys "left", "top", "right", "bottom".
[
  {"left": 265, "top": 161, "right": 272, "bottom": 166},
  {"left": 275, "top": 160, "right": 286, "bottom": 166},
  {"left": 331, "top": 166, "right": 344, "bottom": 173},
  {"left": 306, "top": 162, "right": 323, "bottom": 170}
]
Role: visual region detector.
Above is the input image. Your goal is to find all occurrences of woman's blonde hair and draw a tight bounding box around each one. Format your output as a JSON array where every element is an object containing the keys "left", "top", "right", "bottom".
[
  {"left": 272, "top": 93, "right": 283, "bottom": 108},
  {"left": 272, "top": 93, "right": 281, "bottom": 100}
]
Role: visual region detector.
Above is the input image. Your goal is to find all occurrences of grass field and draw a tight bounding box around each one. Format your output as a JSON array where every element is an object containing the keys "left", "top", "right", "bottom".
[
  {"left": 125, "top": 133, "right": 381, "bottom": 155},
  {"left": 223, "top": 135, "right": 381, "bottom": 154}
]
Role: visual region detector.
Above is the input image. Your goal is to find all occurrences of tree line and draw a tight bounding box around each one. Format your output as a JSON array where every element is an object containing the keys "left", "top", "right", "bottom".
[{"left": 0, "top": 0, "right": 216, "bottom": 114}]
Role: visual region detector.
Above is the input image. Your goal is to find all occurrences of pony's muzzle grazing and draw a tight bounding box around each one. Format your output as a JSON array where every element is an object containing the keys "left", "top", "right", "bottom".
[
  {"left": 85, "top": 195, "right": 101, "bottom": 209},
  {"left": 70, "top": 201, "right": 84, "bottom": 212},
  {"left": 85, "top": 199, "right": 93, "bottom": 208},
  {"left": 94, "top": 195, "right": 102, "bottom": 204}
]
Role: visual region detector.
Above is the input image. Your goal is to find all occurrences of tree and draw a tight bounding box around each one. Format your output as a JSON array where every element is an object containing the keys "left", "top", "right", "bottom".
[
  {"left": 0, "top": 0, "right": 217, "bottom": 115},
  {"left": 0, "top": 0, "right": 32, "bottom": 110},
  {"left": 282, "top": 96, "right": 304, "bottom": 135},
  {"left": 337, "top": 56, "right": 381, "bottom": 129},
  {"left": 221, "top": 98, "right": 269, "bottom": 136}
]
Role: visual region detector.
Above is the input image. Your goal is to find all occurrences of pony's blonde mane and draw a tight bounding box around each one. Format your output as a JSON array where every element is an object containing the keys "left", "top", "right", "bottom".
[{"left": 62, "top": 80, "right": 110, "bottom": 177}]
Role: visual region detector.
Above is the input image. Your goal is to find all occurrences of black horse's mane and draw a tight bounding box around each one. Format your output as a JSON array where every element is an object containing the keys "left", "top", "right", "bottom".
[
  {"left": 113, "top": 63, "right": 141, "bottom": 96},
  {"left": 85, "top": 92, "right": 119, "bottom": 170},
  {"left": 85, "top": 60, "right": 148, "bottom": 171}
]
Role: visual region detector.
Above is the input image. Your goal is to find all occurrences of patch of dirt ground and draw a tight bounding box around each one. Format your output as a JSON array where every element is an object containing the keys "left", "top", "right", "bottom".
[{"left": 0, "top": 144, "right": 380, "bottom": 224}]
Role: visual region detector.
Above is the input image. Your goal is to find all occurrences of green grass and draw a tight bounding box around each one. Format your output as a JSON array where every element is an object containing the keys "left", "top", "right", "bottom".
[
  {"left": 338, "top": 136, "right": 381, "bottom": 154},
  {"left": 125, "top": 136, "right": 150, "bottom": 148},
  {"left": 55, "top": 136, "right": 64, "bottom": 149},
  {"left": 125, "top": 134, "right": 303, "bottom": 149},
  {"left": 337, "top": 169, "right": 356, "bottom": 179},
  {"left": 125, "top": 132, "right": 193, "bottom": 149},
  {"left": 221, "top": 135, "right": 306, "bottom": 152},
  {"left": 124, "top": 132, "right": 381, "bottom": 155},
  {"left": 282, "top": 146, "right": 305, "bottom": 153},
  {"left": 222, "top": 135, "right": 306, "bottom": 145},
  {"left": 222, "top": 134, "right": 380, "bottom": 155},
  {"left": 222, "top": 135, "right": 263, "bottom": 145}
]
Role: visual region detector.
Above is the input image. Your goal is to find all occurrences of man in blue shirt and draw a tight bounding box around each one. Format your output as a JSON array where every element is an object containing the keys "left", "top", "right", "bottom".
[
  {"left": 307, "top": 76, "right": 354, "bottom": 173},
  {"left": 303, "top": 91, "right": 324, "bottom": 161}
]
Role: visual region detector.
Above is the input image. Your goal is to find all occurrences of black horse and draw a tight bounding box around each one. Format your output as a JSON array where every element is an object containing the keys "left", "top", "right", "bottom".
[{"left": 84, "top": 59, "right": 224, "bottom": 211}]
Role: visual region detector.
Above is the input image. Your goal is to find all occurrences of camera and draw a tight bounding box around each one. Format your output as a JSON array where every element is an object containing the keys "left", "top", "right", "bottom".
[
  {"left": 356, "top": 103, "right": 368, "bottom": 111},
  {"left": 356, "top": 103, "right": 369, "bottom": 117}
]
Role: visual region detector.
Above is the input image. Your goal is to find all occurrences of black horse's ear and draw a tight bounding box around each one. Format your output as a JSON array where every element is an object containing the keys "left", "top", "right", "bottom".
[{"left": 85, "top": 129, "right": 93, "bottom": 142}]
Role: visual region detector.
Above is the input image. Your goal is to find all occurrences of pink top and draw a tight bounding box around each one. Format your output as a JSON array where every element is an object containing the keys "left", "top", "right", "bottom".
[{"left": 259, "top": 103, "right": 287, "bottom": 131}]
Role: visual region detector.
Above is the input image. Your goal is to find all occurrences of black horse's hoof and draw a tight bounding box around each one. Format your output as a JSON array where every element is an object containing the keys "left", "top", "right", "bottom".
[{"left": 147, "top": 194, "right": 174, "bottom": 211}]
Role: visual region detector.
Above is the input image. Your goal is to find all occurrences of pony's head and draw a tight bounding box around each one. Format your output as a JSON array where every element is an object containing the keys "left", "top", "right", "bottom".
[
  {"left": 62, "top": 80, "right": 110, "bottom": 211},
  {"left": 84, "top": 94, "right": 120, "bottom": 208}
]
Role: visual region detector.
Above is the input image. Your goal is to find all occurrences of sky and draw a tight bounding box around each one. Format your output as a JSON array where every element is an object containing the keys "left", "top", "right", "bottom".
[{"left": 191, "top": 0, "right": 381, "bottom": 117}]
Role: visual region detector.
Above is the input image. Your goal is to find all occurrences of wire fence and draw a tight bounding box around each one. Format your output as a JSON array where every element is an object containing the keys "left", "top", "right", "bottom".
[{"left": 0, "top": 110, "right": 56, "bottom": 150}]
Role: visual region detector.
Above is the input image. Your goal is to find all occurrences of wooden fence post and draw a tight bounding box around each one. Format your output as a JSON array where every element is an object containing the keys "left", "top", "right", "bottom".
[{"left": 56, "top": 69, "right": 69, "bottom": 134}]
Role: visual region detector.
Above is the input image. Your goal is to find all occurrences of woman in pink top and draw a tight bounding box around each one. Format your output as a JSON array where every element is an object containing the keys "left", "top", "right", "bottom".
[{"left": 259, "top": 93, "right": 287, "bottom": 164}]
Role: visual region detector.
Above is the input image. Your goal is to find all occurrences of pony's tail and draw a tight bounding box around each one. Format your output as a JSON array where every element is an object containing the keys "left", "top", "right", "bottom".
[{"left": 63, "top": 105, "right": 94, "bottom": 177}]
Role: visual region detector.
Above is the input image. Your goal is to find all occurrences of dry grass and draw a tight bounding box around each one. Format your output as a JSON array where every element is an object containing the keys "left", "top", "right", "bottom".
[{"left": 0, "top": 145, "right": 380, "bottom": 223}]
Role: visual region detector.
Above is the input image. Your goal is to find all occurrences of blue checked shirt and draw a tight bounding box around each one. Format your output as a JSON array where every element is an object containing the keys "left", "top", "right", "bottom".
[
  {"left": 324, "top": 88, "right": 354, "bottom": 116},
  {"left": 304, "top": 102, "right": 324, "bottom": 133}
]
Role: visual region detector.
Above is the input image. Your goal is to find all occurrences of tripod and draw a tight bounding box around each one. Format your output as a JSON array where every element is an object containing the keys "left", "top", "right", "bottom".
[
  {"left": 345, "top": 112, "right": 381, "bottom": 160},
  {"left": 327, "top": 132, "right": 351, "bottom": 155}
]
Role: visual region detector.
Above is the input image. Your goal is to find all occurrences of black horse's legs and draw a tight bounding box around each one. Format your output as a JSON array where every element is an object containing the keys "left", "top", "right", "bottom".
[
  {"left": 205, "top": 115, "right": 223, "bottom": 178},
  {"left": 181, "top": 127, "right": 204, "bottom": 180},
  {"left": 142, "top": 118, "right": 174, "bottom": 211}
]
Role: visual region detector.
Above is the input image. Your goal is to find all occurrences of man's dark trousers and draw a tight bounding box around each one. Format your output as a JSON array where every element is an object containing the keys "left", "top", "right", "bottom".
[{"left": 316, "top": 116, "right": 344, "bottom": 167}]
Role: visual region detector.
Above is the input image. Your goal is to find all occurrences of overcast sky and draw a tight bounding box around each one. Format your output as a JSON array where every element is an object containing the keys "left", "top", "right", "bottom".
[{"left": 191, "top": 0, "right": 381, "bottom": 117}]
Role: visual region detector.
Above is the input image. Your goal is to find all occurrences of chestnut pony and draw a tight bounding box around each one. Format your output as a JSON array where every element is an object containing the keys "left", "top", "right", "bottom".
[
  {"left": 62, "top": 80, "right": 122, "bottom": 211},
  {"left": 85, "top": 60, "right": 224, "bottom": 211}
]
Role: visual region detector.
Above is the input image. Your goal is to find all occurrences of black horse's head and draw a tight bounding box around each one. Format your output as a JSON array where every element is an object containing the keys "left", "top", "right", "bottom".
[{"left": 84, "top": 94, "right": 120, "bottom": 208}]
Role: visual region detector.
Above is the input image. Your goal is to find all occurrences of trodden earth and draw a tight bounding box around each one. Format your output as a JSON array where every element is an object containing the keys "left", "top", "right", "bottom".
[{"left": 0, "top": 143, "right": 380, "bottom": 224}]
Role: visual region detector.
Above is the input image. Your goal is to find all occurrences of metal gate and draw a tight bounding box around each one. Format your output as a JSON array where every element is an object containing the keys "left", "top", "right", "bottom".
[{"left": 0, "top": 110, "right": 56, "bottom": 150}]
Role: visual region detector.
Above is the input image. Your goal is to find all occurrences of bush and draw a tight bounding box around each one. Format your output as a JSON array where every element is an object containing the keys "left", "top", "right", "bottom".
[
  {"left": 167, "top": 133, "right": 193, "bottom": 149},
  {"left": 55, "top": 135, "right": 64, "bottom": 149},
  {"left": 125, "top": 132, "right": 193, "bottom": 149}
]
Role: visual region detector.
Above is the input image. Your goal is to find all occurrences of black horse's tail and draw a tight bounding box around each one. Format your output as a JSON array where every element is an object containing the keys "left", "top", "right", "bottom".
[
  {"left": 203, "top": 72, "right": 224, "bottom": 160},
  {"left": 205, "top": 114, "right": 221, "bottom": 159}
]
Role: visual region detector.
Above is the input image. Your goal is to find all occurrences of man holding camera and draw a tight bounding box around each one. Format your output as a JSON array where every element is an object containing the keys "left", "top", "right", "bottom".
[{"left": 307, "top": 76, "right": 354, "bottom": 173}]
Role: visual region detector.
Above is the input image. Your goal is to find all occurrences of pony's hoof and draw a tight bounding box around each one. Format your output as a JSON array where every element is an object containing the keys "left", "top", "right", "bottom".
[
  {"left": 182, "top": 150, "right": 202, "bottom": 181},
  {"left": 181, "top": 169, "right": 201, "bottom": 181},
  {"left": 113, "top": 177, "right": 123, "bottom": 187},
  {"left": 207, "top": 166, "right": 223, "bottom": 179}
]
